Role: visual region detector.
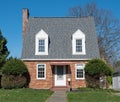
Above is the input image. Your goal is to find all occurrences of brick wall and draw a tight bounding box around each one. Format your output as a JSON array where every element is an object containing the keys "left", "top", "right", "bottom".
[
  {"left": 69, "top": 61, "right": 87, "bottom": 89},
  {"left": 24, "top": 61, "right": 53, "bottom": 89},
  {"left": 24, "top": 60, "right": 87, "bottom": 89}
]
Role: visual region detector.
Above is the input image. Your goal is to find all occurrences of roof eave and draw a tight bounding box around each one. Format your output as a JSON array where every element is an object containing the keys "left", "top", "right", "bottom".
[{"left": 21, "top": 58, "right": 91, "bottom": 61}]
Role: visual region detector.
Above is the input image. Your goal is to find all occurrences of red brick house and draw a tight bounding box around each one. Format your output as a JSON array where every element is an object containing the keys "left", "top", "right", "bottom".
[{"left": 21, "top": 9, "right": 100, "bottom": 90}]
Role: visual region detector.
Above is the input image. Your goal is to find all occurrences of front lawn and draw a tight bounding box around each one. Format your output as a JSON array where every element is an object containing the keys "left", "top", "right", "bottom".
[
  {"left": 0, "top": 88, "right": 53, "bottom": 102},
  {"left": 67, "top": 88, "right": 120, "bottom": 102}
]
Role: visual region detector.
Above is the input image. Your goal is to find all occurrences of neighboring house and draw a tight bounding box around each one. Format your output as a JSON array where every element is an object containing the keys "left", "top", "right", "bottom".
[
  {"left": 21, "top": 9, "right": 100, "bottom": 90},
  {"left": 113, "top": 67, "right": 120, "bottom": 90}
]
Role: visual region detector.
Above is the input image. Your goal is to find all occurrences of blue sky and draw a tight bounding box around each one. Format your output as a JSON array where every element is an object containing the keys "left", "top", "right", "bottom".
[{"left": 0, "top": 0, "right": 120, "bottom": 58}]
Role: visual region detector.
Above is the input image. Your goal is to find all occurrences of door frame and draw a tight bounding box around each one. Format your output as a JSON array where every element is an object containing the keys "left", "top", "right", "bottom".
[{"left": 54, "top": 65, "right": 66, "bottom": 86}]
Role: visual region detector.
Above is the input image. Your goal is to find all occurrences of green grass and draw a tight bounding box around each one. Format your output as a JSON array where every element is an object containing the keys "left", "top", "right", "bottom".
[
  {"left": 0, "top": 88, "right": 53, "bottom": 102},
  {"left": 67, "top": 88, "right": 120, "bottom": 102}
]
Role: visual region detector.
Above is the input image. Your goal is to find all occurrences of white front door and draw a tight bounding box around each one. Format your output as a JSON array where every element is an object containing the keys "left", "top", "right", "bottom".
[{"left": 55, "top": 66, "right": 66, "bottom": 86}]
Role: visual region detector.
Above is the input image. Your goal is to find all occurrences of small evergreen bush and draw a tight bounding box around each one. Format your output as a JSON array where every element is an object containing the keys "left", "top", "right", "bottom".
[
  {"left": 1, "top": 58, "right": 29, "bottom": 89},
  {"left": 85, "top": 59, "right": 113, "bottom": 76},
  {"left": 2, "top": 58, "right": 28, "bottom": 75},
  {"left": 85, "top": 59, "right": 113, "bottom": 88}
]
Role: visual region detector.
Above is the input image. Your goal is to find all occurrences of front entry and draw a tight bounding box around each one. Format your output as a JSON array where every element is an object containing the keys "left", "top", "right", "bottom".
[{"left": 55, "top": 66, "right": 66, "bottom": 86}]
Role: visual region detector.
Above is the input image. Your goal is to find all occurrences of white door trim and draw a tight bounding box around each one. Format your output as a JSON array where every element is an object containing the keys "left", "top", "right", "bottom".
[{"left": 54, "top": 65, "right": 66, "bottom": 86}]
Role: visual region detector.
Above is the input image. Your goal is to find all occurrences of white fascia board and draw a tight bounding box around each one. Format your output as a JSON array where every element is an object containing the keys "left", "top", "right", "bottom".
[{"left": 21, "top": 58, "right": 91, "bottom": 61}]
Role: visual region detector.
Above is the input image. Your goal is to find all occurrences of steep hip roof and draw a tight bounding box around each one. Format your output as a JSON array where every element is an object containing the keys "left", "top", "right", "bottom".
[{"left": 21, "top": 16, "right": 100, "bottom": 60}]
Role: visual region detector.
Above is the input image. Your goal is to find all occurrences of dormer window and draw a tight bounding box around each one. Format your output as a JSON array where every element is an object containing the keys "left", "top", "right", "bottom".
[
  {"left": 35, "top": 29, "right": 48, "bottom": 55},
  {"left": 72, "top": 29, "right": 86, "bottom": 55},
  {"left": 76, "top": 39, "right": 82, "bottom": 52},
  {"left": 39, "top": 39, "right": 45, "bottom": 52}
]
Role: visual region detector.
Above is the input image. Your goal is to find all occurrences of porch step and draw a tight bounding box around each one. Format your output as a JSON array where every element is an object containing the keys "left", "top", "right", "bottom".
[{"left": 51, "top": 86, "right": 68, "bottom": 91}]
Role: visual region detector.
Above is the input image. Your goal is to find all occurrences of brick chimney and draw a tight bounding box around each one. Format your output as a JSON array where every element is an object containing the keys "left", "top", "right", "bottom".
[{"left": 22, "top": 8, "right": 29, "bottom": 33}]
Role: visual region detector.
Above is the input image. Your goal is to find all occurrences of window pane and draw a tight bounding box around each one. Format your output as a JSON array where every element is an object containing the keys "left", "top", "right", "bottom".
[
  {"left": 38, "top": 40, "right": 45, "bottom": 52},
  {"left": 76, "top": 39, "right": 82, "bottom": 52},
  {"left": 39, "top": 46, "right": 45, "bottom": 52},
  {"left": 38, "top": 65, "right": 44, "bottom": 68},
  {"left": 77, "top": 69, "right": 83, "bottom": 78},
  {"left": 76, "top": 64, "right": 85, "bottom": 79},
  {"left": 76, "top": 46, "right": 82, "bottom": 52},
  {"left": 38, "top": 68, "right": 44, "bottom": 72},
  {"left": 76, "top": 39, "right": 82, "bottom": 45},
  {"left": 38, "top": 64, "right": 45, "bottom": 78},
  {"left": 39, "top": 40, "right": 45, "bottom": 45},
  {"left": 57, "top": 66, "right": 64, "bottom": 80}
]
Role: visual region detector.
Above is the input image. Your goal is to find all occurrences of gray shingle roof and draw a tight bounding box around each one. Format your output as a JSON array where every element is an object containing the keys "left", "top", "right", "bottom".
[{"left": 21, "top": 16, "right": 100, "bottom": 60}]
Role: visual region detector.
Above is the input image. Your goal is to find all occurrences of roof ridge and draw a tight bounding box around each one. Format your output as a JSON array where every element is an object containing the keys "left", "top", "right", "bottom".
[{"left": 29, "top": 16, "right": 93, "bottom": 19}]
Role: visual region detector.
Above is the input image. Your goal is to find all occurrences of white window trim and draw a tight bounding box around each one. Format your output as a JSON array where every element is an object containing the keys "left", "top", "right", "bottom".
[
  {"left": 75, "top": 64, "right": 85, "bottom": 80},
  {"left": 36, "top": 64, "right": 46, "bottom": 80},
  {"left": 35, "top": 29, "right": 48, "bottom": 55},
  {"left": 72, "top": 29, "right": 86, "bottom": 55}
]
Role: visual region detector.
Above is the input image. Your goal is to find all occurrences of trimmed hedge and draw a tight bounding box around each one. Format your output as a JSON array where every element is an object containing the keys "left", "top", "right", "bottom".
[{"left": 1, "top": 58, "right": 29, "bottom": 89}]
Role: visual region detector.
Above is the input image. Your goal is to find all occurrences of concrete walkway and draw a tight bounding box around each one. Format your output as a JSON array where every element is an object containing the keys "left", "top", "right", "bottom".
[{"left": 46, "top": 91, "right": 67, "bottom": 102}]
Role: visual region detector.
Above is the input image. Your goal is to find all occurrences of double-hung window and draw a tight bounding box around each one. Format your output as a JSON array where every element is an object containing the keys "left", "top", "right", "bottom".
[
  {"left": 75, "top": 64, "right": 85, "bottom": 79},
  {"left": 37, "top": 64, "right": 46, "bottom": 79},
  {"left": 76, "top": 39, "right": 82, "bottom": 52},
  {"left": 38, "top": 39, "right": 45, "bottom": 52}
]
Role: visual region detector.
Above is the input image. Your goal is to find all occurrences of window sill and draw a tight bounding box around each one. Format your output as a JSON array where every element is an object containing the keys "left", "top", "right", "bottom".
[
  {"left": 37, "top": 78, "right": 46, "bottom": 80},
  {"left": 35, "top": 52, "right": 48, "bottom": 55},
  {"left": 73, "top": 52, "right": 86, "bottom": 55},
  {"left": 76, "top": 78, "right": 85, "bottom": 80}
]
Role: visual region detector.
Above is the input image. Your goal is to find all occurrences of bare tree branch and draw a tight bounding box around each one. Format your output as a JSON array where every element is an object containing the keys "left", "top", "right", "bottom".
[{"left": 68, "top": 2, "right": 120, "bottom": 65}]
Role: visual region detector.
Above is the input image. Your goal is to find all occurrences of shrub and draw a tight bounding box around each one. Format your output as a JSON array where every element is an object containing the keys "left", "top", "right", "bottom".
[
  {"left": 2, "top": 58, "right": 28, "bottom": 75},
  {"left": 85, "top": 59, "right": 113, "bottom": 88},
  {"left": 1, "top": 58, "right": 29, "bottom": 89},
  {"left": 1, "top": 75, "right": 27, "bottom": 89},
  {"left": 85, "top": 74, "right": 99, "bottom": 88},
  {"left": 106, "top": 76, "right": 112, "bottom": 85},
  {"left": 85, "top": 59, "right": 113, "bottom": 76}
]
